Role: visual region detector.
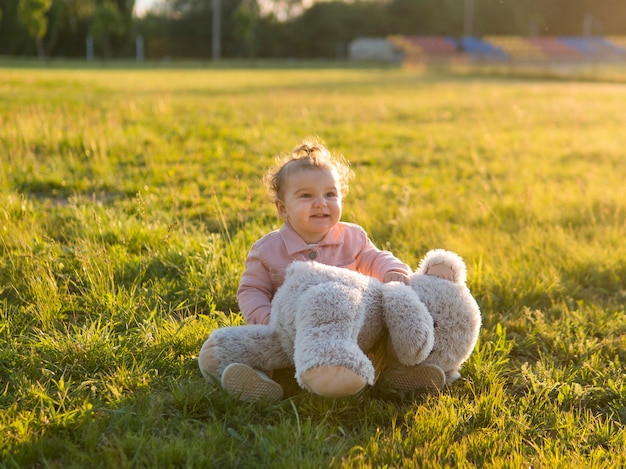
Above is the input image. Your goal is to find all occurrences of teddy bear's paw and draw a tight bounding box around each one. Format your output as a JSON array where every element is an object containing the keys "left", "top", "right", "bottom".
[
  {"left": 301, "top": 366, "right": 367, "bottom": 398},
  {"left": 445, "top": 369, "right": 462, "bottom": 384},
  {"left": 424, "top": 263, "right": 455, "bottom": 282},
  {"left": 221, "top": 363, "right": 284, "bottom": 402},
  {"left": 417, "top": 249, "right": 467, "bottom": 284},
  {"left": 198, "top": 338, "right": 220, "bottom": 382},
  {"left": 379, "top": 363, "right": 446, "bottom": 393}
]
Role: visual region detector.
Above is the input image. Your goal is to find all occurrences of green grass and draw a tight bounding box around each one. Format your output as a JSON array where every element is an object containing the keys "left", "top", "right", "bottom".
[{"left": 1, "top": 62, "right": 625, "bottom": 468}]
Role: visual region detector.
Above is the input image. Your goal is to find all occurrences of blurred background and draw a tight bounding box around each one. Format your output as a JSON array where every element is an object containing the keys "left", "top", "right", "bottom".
[{"left": 1, "top": 0, "right": 625, "bottom": 64}]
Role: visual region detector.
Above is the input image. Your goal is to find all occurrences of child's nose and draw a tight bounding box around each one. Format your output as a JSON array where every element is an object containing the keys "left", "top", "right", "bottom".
[{"left": 313, "top": 196, "right": 327, "bottom": 207}]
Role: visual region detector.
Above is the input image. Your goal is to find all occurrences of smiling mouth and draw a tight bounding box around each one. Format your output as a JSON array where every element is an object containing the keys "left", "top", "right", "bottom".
[{"left": 311, "top": 213, "right": 329, "bottom": 218}]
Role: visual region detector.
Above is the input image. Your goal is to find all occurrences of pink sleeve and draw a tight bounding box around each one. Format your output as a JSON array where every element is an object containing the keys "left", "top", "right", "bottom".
[
  {"left": 236, "top": 245, "right": 273, "bottom": 325},
  {"left": 355, "top": 231, "right": 411, "bottom": 280}
]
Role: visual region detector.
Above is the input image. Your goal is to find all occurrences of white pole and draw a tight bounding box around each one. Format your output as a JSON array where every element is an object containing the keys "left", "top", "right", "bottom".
[
  {"left": 86, "top": 35, "right": 94, "bottom": 61},
  {"left": 137, "top": 35, "right": 144, "bottom": 62},
  {"left": 583, "top": 13, "right": 593, "bottom": 36}
]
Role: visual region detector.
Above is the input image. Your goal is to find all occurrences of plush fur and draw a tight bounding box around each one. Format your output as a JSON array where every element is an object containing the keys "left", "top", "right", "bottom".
[{"left": 204, "top": 249, "right": 481, "bottom": 394}]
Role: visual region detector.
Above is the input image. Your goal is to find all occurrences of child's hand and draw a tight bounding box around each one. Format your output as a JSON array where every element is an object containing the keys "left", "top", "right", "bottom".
[{"left": 383, "top": 271, "right": 410, "bottom": 284}]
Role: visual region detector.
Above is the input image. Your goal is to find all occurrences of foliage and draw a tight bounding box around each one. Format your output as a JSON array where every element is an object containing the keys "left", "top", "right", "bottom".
[
  {"left": 2, "top": 0, "right": 626, "bottom": 58},
  {"left": 232, "top": 0, "right": 260, "bottom": 57},
  {"left": 90, "top": 0, "right": 127, "bottom": 58},
  {"left": 0, "top": 64, "right": 625, "bottom": 467},
  {"left": 91, "top": 1, "right": 125, "bottom": 38},
  {"left": 0, "top": 0, "right": 135, "bottom": 58},
  {"left": 17, "top": 0, "right": 53, "bottom": 57}
]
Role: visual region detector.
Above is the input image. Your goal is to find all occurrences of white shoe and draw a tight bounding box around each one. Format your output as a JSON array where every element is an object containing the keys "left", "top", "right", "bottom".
[
  {"left": 220, "top": 363, "right": 284, "bottom": 402},
  {"left": 380, "top": 363, "right": 446, "bottom": 393}
]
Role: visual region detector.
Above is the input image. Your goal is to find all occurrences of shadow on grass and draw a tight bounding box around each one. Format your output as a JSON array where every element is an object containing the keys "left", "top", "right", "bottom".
[{"left": 5, "top": 360, "right": 458, "bottom": 468}]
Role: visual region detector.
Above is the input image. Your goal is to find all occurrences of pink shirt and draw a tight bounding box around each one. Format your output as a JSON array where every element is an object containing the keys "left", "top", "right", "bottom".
[{"left": 237, "top": 221, "right": 412, "bottom": 325}]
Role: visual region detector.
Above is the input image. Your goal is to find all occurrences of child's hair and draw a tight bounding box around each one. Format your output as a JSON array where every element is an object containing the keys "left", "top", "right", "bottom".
[{"left": 264, "top": 140, "right": 354, "bottom": 202}]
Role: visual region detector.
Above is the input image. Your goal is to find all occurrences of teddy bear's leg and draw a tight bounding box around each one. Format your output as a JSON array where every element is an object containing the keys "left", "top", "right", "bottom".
[
  {"left": 293, "top": 283, "right": 374, "bottom": 397},
  {"left": 299, "top": 366, "right": 368, "bottom": 397},
  {"left": 382, "top": 282, "right": 435, "bottom": 367},
  {"left": 198, "top": 324, "right": 291, "bottom": 384},
  {"left": 198, "top": 325, "right": 292, "bottom": 401},
  {"left": 377, "top": 283, "right": 446, "bottom": 393},
  {"left": 198, "top": 337, "right": 221, "bottom": 382}
]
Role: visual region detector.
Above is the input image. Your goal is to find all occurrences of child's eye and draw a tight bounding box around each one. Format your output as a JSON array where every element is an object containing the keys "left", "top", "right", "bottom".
[{"left": 326, "top": 192, "right": 337, "bottom": 198}]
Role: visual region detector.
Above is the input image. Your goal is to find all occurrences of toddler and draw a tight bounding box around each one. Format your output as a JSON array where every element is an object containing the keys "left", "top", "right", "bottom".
[{"left": 199, "top": 139, "right": 448, "bottom": 400}]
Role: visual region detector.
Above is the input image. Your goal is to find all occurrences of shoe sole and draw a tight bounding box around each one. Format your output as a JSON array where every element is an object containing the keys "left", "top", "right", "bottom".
[
  {"left": 381, "top": 363, "right": 446, "bottom": 393},
  {"left": 221, "top": 363, "right": 284, "bottom": 402}
]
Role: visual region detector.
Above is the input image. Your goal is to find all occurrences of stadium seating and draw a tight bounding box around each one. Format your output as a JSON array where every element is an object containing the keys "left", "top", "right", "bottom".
[
  {"left": 528, "top": 37, "right": 581, "bottom": 60},
  {"left": 457, "top": 36, "right": 507, "bottom": 60},
  {"left": 388, "top": 35, "right": 459, "bottom": 64},
  {"left": 383, "top": 35, "right": 626, "bottom": 64},
  {"left": 567, "top": 36, "right": 626, "bottom": 59},
  {"left": 387, "top": 35, "right": 421, "bottom": 57},
  {"left": 605, "top": 36, "right": 626, "bottom": 54},
  {"left": 403, "top": 36, "right": 458, "bottom": 56},
  {"left": 485, "top": 35, "right": 545, "bottom": 61},
  {"left": 559, "top": 37, "right": 618, "bottom": 58}
]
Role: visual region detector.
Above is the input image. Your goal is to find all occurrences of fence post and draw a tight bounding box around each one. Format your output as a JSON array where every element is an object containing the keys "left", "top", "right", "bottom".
[
  {"left": 86, "top": 35, "right": 94, "bottom": 61},
  {"left": 137, "top": 35, "right": 144, "bottom": 62}
]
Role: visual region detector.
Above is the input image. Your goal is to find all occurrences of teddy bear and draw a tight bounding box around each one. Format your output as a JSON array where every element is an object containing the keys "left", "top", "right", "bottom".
[{"left": 198, "top": 249, "right": 481, "bottom": 401}]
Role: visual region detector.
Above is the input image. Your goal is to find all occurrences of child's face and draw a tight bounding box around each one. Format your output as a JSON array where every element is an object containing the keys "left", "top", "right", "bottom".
[{"left": 275, "top": 167, "right": 343, "bottom": 244}]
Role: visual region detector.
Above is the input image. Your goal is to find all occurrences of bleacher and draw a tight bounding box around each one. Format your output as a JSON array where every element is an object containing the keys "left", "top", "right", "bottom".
[
  {"left": 385, "top": 35, "right": 626, "bottom": 64},
  {"left": 388, "top": 35, "right": 459, "bottom": 64},
  {"left": 458, "top": 36, "right": 507, "bottom": 60},
  {"left": 528, "top": 37, "right": 581, "bottom": 61},
  {"left": 484, "top": 36, "right": 546, "bottom": 61},
  {"left": 559, "top": 37, "right": 626, "bottom": 60},
  {"left": 605, "top": 36, "right": 626, "bottom": 53}
]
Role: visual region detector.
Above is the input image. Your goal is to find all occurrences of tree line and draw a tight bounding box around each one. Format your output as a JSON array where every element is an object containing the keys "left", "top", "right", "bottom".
[{"left": 1, "top": 0, "right": 625, "bottom": 60}]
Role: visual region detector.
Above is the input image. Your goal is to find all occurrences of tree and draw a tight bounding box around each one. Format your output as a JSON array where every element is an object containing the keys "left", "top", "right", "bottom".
[
  {"left": 263, "top": 0, "right": 306, "bottom": 20},
  {"left": 232, "top": 0, "right": 260, "bottom": 57},
  {"left": 90, "top": 0, "right": 126, "bottom": 58},
  {"left": 17, "top": 0, "right": 52, "bottom": 58},
  {"left": 289, "top": 1, "right": 388, "bottom": 58}
]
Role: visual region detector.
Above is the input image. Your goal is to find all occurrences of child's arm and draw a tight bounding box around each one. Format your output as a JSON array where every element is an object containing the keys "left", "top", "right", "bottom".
[
  {"left": 354, "top": 231, "right": 412, "bottom": 282},
  {"left": 237, "top": 247, "right": 274, "bottom": 325}
]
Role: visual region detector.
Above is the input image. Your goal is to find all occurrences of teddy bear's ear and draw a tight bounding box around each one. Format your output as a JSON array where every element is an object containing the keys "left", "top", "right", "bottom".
[{"left": 415, "top": 249, "right": 467, "bottom": 284}]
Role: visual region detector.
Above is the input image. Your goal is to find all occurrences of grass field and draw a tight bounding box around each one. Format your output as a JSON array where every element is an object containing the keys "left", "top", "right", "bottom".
[{"left": 1, "top": 62, "right": 625, "bottom": 468}]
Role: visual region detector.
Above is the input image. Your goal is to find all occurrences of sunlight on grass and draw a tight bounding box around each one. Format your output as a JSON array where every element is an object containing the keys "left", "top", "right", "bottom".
[{"left": 1, "top": 65, "right": 624, "bottom": 467}]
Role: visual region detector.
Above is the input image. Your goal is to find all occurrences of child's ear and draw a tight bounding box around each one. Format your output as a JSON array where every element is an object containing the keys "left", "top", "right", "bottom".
[{"left": 275, "top": 200, "right": 287, "bottom": 218}]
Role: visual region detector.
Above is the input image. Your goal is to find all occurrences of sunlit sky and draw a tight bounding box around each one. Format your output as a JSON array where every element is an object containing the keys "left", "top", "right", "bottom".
[
  {"left": 133, "top": 0, "right": 314, "bottom": 18},
  {"left": 134, "top": 0, "right": 154, "bottom": 16}
]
